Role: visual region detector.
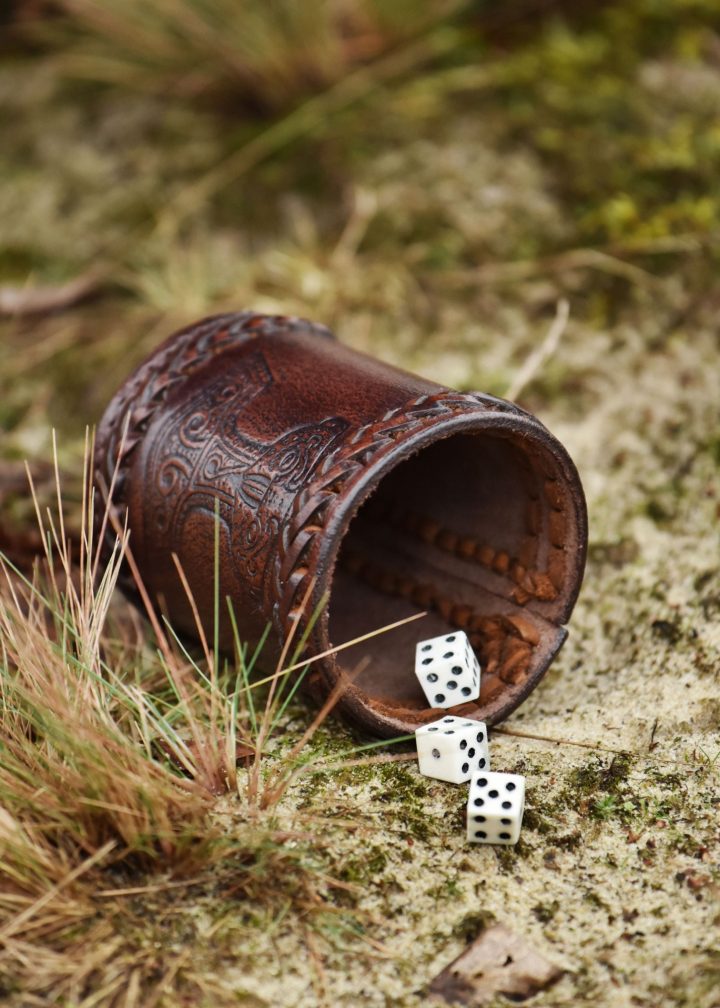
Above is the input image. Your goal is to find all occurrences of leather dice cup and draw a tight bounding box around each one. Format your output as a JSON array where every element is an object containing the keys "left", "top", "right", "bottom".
[{"left": 95, "top": 312, "right": 588, "bottom": 739}]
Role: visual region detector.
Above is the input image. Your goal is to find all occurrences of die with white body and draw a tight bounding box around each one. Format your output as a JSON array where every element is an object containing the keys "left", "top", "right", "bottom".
[
  {"left": 466, "top": 772, "right": 525, "bottom": 844},
  {"left": 415, "top": 631, "right": 481, "bottom": 708},
  {"left": 415, "top": 716, "right": 490, "bottom": 784}
]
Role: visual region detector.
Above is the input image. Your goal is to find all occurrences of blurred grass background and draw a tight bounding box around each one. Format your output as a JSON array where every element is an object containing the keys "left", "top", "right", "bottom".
[
  {"left": 2, "top": 0, "right": 720, "bottom": 468},
  {"left": 1, "top": 2, "right": 719, "bottom": 1006}
]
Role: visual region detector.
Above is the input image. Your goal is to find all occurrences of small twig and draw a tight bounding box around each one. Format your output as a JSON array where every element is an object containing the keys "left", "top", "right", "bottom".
[
  {"left": 329, "top": 188, "right": 378, "bottom": 268},
  {"left": 0, "top": 268, "right": 103, "bottom": 317},
  {"left": 312, "top": 724, "right": 716, "bottom": 777},
  {"left": 249, "top": 578, "right": 318, "bottom": 804},
  {"left": 493, "top": 725, "right": 629, "bottom": 757},
  {"left": 505, "top": 298, "right": 569, "bottom": 401},
  {"left": 648, "top": 717, "right": 660, "bottom": 751},
  {"left": 260, "top": 658, "right": 371, "bottom": 808},
  {"left": 436, "top": 233, "right": 707, "bottom": 290},
  {"left": 282, "top": 659, "right": 369, "bottom": 770},
  {"left": 493, "top": 726, "right": 718, "bottom": 771}
]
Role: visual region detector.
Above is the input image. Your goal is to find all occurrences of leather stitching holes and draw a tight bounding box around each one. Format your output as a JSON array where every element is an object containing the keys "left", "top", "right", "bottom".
[{"left": 338, "top": 547, "right": 534, "bottom": 689}]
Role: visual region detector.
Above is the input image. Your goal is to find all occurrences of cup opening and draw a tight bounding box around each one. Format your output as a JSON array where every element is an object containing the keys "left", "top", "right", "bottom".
[{"left": 326, "top": 428, "right": 581, "bottom": 726}]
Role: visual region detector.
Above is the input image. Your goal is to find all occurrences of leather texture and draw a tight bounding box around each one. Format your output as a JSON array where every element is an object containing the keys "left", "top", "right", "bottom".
[{"left": 95, "top": 312, "right": 588, "bottom": 738}]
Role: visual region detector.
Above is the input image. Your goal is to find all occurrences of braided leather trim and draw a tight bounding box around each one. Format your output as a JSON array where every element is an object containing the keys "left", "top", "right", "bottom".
[{"left": 273, "top": 389, "right": 527, "bottom": 635}]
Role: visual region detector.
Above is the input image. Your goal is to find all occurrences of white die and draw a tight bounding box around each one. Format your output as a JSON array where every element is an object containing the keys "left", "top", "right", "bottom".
[
  {"left": 466, "top": 772, "right": 525, "bottom": 845},
  {"left": 415, "top": 631, "right": 481, "bottom": 708},
  {"left": 415, "top": 716, "right": 490, "bottom": 784}
]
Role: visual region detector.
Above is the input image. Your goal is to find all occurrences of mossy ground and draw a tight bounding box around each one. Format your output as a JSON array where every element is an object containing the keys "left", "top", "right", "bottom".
[{"left": 1, "top": 2, "right": 719, "bottom": 1005}]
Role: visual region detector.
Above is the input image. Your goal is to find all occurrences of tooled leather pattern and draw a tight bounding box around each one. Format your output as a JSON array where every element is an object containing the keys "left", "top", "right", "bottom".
[
  {"left": 95, "top": 312, "right": 528, "bottom": 622},
  {"left": 94, "top": 312, "right": 334, "bottom": 572},
  {"left": 144, "top": 354, "right": 350, "bottom": 609}
]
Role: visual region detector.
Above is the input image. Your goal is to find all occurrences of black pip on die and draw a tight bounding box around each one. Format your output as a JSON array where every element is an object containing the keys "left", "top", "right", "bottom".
[
  {"left": 415, "top": 716, "right": 490, "bottom": 784},
  {"left": 414, "top": 631, "right": 481, "bottom": 708},
  {"left": 467, "top": 772, "right": 525, "bottom": 845}
]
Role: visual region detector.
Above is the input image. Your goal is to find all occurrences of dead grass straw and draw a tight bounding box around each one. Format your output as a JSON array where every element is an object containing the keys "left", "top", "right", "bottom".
[{"left": 0, "top": 434, "right": 418, "bottom": 1001}]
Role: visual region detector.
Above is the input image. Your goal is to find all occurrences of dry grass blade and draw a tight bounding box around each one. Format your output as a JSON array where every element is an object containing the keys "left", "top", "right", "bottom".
[
  {"left": 0, "top": 840, "right": 115, "bottom": 943},
  {"left": 45, "top": 0, "right": 464, "bottom": 114},
  {"left": 247, "top": 609, "right": 427, "bottom": 690},
  {"left": 0, "top": 439, "right": 227, "bottom": 989},
  {"left": 0, "top": 434, "right": 433, "bottom": 1001},
  {"left": 158, "top": 24, "right": 461, "bottom": 232},
  {"left": 260, "top": 658, "right": 370, "bottom": 810},
  {"left": 505, "top": 297, "right": 569, "bottom": 402},
  {"left": 247, "top": 576, "right": 320, "bottom": 806}
]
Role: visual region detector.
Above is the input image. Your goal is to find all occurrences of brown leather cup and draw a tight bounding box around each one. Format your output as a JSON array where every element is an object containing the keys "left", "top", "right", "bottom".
[{"left": 95, "top": 312, "right": 587, "bottom": 738}]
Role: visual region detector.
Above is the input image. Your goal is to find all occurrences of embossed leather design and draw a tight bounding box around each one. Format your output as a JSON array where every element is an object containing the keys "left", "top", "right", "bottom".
[{"left": 95, "top": 312, "right": 587, "bottom": 738}]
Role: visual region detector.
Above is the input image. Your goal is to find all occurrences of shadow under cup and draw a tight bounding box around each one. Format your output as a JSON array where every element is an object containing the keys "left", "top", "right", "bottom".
[{"left": 96, "top": 312, "right": 587, "bottom": 738}]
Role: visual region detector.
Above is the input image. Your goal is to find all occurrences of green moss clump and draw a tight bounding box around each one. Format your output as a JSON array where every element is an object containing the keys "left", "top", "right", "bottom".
[
  {"left": 532, "top": 900, "right": 560, "bottom": 924},
  {"left": 569, "top": 754, "right": 634, "bottom": 795},
  {"left": 339, "top": 845, "right": 389, "bottom": 887},
  {"left": 451, "top": 909, "right": 495, "bottom": 942}
]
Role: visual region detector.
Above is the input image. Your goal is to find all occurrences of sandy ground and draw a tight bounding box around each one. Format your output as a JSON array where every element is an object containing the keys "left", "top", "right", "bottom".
[
  {"left": 206, "top": 302, "right": 720, "bottom": 1008},
  {"left": 1, "top": 7, "right": 719, "bottom": 1004}
]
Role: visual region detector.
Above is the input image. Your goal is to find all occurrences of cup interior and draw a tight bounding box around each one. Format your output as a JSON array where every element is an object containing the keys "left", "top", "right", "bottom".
[{"left": 326, "top": 429, "right": 583, "bottom": 727}]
